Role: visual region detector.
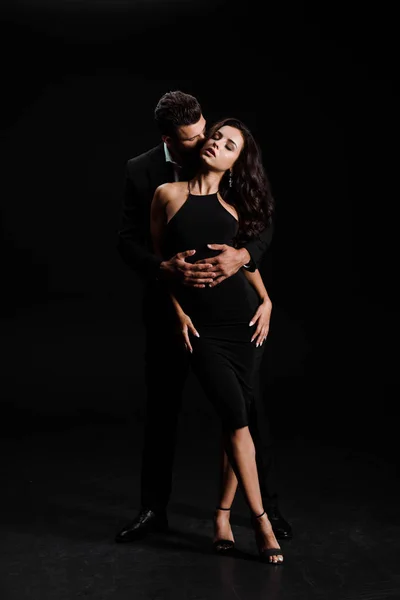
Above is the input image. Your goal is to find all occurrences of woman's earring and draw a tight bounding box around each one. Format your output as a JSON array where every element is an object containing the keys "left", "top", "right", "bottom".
[{"left": 229, "top": 170, "right": 233, "bottom": 187}]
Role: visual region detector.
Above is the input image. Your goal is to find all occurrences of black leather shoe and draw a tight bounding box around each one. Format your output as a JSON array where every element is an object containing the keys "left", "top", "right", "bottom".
[
  {"left": 115, "top": 508, "right": 169, "bottom": 543},
  {"left": 266, "top": 505, "right": 293, "bottom": 540}
]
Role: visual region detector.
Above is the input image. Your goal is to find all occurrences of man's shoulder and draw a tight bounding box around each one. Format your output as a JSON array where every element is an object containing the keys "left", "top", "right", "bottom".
[{"left": 126, "top": 143, "right": 164, "bottom": 172}]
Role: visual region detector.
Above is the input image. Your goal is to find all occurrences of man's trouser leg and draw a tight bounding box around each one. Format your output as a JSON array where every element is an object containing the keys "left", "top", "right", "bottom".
[{"left": 140, "top": 318, "right": 190, "bottom": 512}]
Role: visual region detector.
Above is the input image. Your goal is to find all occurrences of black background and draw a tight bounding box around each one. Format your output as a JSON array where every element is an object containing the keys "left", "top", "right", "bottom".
[{"left": 1, "top": 1, "right": 398, "bottom": 454}]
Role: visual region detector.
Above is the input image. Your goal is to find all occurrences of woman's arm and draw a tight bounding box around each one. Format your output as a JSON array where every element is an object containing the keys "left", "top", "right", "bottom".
[
  {"left": 242, "top": 268, "right": 273, "bottom": 347},
  {"left": 149, "top": 185, "right": 182, "bottom": 313},
  {"left": 168, "top": 291, "right": 200, "bottom": 353},
  {"left": 242, "top": 268, "right": 271, "bottom": 304},
  {"left": 150, "top": 186, "right": 200, "bottom": 352}
]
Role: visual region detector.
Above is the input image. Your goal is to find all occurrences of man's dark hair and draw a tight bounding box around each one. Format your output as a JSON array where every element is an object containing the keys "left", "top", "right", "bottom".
[{"left": 154, "top": 90, "right": 202, "bottom": 138}]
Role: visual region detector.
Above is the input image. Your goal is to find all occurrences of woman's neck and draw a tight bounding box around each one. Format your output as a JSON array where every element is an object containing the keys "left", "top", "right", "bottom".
[{"left": 189, "top": 171, "right": 222, "bottom": 195}]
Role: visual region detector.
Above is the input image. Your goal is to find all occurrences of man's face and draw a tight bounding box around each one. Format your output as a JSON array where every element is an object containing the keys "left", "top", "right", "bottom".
[{"left": 164, "top": 115, "right": 207, "bottom": 161}]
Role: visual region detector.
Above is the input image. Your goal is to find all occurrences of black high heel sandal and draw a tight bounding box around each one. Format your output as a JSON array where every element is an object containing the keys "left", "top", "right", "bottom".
[
  {"left": 213, "top": 506, "right": 235, "bottom": 554},
  {"left": 252, "top": 510, "right": 284, "bottom": 564}
]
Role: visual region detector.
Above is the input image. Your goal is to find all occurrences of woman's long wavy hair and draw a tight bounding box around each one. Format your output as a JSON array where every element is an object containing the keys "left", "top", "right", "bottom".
[{"left": 205, "top": 117, "right": 275, "bottom": 246}]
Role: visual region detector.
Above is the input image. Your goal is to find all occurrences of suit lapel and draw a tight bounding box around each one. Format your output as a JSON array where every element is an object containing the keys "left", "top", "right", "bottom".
[{"left": 149, "top": 143, "right": 175, "bottom": 192}]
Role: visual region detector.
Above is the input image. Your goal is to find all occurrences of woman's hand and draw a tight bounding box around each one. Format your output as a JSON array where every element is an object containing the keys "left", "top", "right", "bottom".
[
  {"left": 175, "top": 312, "right": 200, "bottom": 353},
  {"left": 249, "top": 297, "right": 272, "bottom": 347}
]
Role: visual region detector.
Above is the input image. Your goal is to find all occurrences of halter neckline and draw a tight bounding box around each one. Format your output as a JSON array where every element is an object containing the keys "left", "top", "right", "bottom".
[{"left": 187, "top": 180, "right": 219, "bottom": 197}]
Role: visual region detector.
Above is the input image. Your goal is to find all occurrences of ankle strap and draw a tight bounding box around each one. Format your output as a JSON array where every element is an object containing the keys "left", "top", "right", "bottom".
[
  {"left": 216, "top": 506, "right": 231, "bottom": 511},
  {"left": 254, "top": 510, "right": 265, "bottom": 519}
]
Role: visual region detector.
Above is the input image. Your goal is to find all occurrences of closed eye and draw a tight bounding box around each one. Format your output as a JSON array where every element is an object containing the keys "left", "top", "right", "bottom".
[{"left": 188, "top": 126, "right": 206, "bottom": 142}]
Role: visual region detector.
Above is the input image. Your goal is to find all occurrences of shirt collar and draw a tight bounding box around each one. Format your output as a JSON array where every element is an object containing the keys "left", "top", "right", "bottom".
[{"left": 164, "top": 142, "right": 181, "bottom": 168}]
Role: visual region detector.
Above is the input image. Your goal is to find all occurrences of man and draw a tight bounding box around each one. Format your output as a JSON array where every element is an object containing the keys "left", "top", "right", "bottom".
[{"left": 115, "top": 90, "right": 292, "bottom": 542}]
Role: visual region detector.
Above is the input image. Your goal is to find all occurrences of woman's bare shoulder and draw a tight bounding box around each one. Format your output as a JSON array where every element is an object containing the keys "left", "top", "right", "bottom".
[{"left": 154, "top": 181, "right": 187, "bottom": 203}]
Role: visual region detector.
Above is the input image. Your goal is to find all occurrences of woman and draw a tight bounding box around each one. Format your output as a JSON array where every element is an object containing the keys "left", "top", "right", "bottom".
[{"left": 150, "top": 117, "right": 283, "bottom": 564}]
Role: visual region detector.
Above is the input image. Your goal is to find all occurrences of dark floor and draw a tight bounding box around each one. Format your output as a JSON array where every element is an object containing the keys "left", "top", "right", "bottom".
[
  {"left": 1, "top": 297, "right": 400, "bottom": 600},
  {"left": 1, "top": 413, "right": 399, "bottom": 600}
]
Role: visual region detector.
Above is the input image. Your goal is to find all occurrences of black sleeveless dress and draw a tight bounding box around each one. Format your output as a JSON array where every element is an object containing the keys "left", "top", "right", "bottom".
[{"left": 162, "top": 191, "right": 265, "bottom": 431}]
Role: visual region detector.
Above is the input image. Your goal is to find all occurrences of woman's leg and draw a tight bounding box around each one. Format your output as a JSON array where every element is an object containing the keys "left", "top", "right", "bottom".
[
  {"left": 217, "top": 437, "right": 239, "bottom": 507},
  {"left": 189, "top": 332, "right": 283, "bottom": 561},
  {"left": 223, "top": 426, "right": 283, "bottom": 563},
  {"left": 213, "top": 438, "right": 238, "bottom": 545}
]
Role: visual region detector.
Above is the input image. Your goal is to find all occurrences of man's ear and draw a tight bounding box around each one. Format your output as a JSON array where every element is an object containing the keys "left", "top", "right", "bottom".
[{"left": 162, "top": 135, "right": 171, "bottom": 148}]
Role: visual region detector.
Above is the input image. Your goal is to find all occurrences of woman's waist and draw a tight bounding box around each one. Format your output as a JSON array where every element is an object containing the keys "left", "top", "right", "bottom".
[
  {"left": 175, "top": 276, "right": 259, "bottom": 314},
  {"left": 164, "top": 241, "right": 235, "bottom": 263},
  {"left": 176, "top": 271, "right": 245, "bottom": 296}
]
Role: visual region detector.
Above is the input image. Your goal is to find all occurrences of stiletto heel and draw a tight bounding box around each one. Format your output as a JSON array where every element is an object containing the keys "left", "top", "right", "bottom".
[
  {"left": 213, "top": 507, "right": 235, "bottom": 554},
  {"left": 252, "top": 510, "right": 284, "bottom": 564}
]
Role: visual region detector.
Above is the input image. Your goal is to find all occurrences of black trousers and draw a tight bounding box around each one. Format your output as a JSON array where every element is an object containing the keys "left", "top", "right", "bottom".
[{"left": 140, "top": 290, "right": 278, "bottom": 512}]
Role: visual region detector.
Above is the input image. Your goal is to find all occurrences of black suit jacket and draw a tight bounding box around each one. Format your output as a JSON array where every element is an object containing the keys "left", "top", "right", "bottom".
[{"left": 116, "top": 143, "right": 274, "bottom": 285}]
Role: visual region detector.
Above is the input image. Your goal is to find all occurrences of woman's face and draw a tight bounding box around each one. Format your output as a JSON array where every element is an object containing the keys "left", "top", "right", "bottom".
[{"left": 200, "top": 125, "right": 244, "bottom": 172}]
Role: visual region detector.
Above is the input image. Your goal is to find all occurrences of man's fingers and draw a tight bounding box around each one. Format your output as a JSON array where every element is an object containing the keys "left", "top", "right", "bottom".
[
  {"left": 194, "top": 257, "right": 219, "bottom": 265},
  {"left": 208, "top": 275, "right": 226, "bottom": 288},
  {"left": 183, "top": 282, "right": 211, "bottom": 288},
  {"left": 183, "top": 271, "right": 216, "bottom": 282},
  {"left": 182, "top": 262, "right": 216, "bottom": 271},
  {"left": 177, "top": 249, "right": 196, "bottom": 259},
  {"left": 178, "top": 263, "right": 216, "bottom": 278},
  {"left": 207, "top": 243, "right": 226, "bottom": 250}
]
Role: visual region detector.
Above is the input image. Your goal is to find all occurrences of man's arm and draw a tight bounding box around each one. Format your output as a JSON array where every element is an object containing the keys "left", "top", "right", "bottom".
[
  {"left": 241, "top": 221, "right": 274, "bottom": 272},
  {"left": 199, "top": 220, "right": 275, "bottom": 287},
  {"left": 149, "top": 183, "right": 217, "bottom": 287},
  {"left": 117, "top": 162, "right": 218, "bottom": 287},
  {"left": 116, "top": 161, "right": 162, "bottom": 282}
]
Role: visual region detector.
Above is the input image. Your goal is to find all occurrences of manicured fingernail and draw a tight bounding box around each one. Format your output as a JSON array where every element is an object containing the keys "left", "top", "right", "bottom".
[{"left": 249, "top": 321, "right": 254, "bottom": 326}]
